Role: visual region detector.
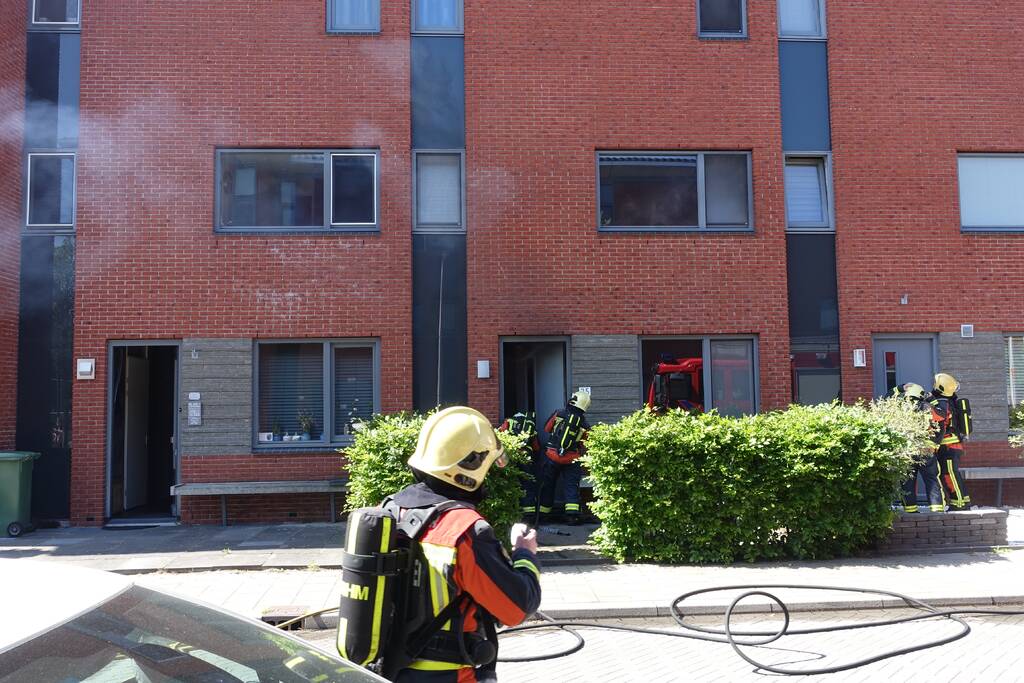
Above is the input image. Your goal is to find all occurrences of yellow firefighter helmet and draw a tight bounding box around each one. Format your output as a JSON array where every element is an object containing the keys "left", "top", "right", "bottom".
[
  {"left": 407, "top": 407, "right": 507, "bottom": 491},
  {"left": 933, "top": 373, "right": 960, "bottom": 397},
  {"left": 569, "top": 390, "right": 591, "bottom": 412},
  {"left": 901, "top": 383, "right": 927, "bottom": 401}
]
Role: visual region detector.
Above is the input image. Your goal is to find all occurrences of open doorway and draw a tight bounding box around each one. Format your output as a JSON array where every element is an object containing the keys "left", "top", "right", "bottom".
[
  {"left": 501, "top": 339, "right": 569, "bottom": 446},
  {"left": 108, "top": 343, "right": 178, "bottom": 525}
]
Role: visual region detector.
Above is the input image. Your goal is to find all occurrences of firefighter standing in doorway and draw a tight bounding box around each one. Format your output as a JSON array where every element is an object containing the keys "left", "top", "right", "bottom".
[
  {"left": 497, "top": 411, "right": 543, "bottom": 519},
  {"left": 896, "top": 382, "right": 946, "bottom": 513},
  {"left": 931, "top": 373, "right": 973, "bottom": 510},
  {"left": 538, "top": 391, "right": 591, "bottom": 525},
  {"left": 387, "top": 407, "right": 542, "bottom": 682}
]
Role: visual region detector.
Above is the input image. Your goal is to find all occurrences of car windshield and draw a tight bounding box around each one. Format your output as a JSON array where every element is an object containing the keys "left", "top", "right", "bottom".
[{"left": 0, "top": 586, "right": 377, "bottom": 682}]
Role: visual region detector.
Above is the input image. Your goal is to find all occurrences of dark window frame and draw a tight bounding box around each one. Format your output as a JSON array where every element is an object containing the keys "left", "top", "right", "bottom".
[
  {"left": 958, "top": 153, "right": 1024, "bottom": 233},
  {"left": 777, "top": 0, "right": 827, "bottom": 40},
  {"left": 214, "top": 149, "right": 380, "bottom": 234},
  {"left": 411, "top": 0, "right": 464, "bottom": 35},
  {"left": 413, "top": 149, "right": 466, "bottom": 233},
  {"left": 697, "top": 0, "right": 748, "bottom": 39},
  {"left": 252, "top": 339, "right": 381, "bottom": 450},
  {"left": 596, "top": 151, "right": 754, "bottom": 233},
  {"left": 24, "top": 151, "right": 76, "bottom": 233},
  {"left": 784, "top": 153, "right": 833, "bottom": 231},
  {"left": 638, "top": 335, "right": 760, "bottom": 415},
  {"left": 326, "top": 0, "right": 382, "bottom": 34},
  {"left": 29, "top": 0, "right": 81, "bottom": 29}
]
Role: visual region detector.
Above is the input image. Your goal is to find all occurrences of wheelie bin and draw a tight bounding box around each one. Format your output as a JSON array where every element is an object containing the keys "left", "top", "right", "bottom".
[{"left": 0, "top": 451, "right": 40, "bottom": 537}]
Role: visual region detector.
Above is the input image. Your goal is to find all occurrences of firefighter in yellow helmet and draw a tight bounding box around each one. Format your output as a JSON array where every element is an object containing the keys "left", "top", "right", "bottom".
[
  {"left": 392, "top": 407, "right": 541, "bottom": 682},
  {"left": 538, "top": 390, "right": 592, "bottom": 525},
  {"left": 931, "top": 373, "right": 972, "bottom": 510},
  {"left": 895, "top": 383, "right": 946, "bottom": 513}
]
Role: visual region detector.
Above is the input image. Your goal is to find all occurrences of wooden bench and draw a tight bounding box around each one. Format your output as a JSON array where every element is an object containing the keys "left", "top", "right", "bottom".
[
  {"left": 960, "top": 467, "right": 1024, "bottom": 506},
  {"left": 170, "top": 479, "right": 350, "bottom": 525}
]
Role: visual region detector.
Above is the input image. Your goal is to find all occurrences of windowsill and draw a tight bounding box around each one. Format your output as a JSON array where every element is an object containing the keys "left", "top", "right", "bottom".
[
  {"left": 961, "top": 227, "right": 1024, "bottom": 234},
  {"left": 215, "top": 227, "right": 380, "bottom": 235},
  {"left": 779, "top": 35, "right": 827, "bottom": 42},
  {"left": 326, "top": 29, "right": 381, "bottom": 35},
  {"left": 253, "top": 442, "right": 351, "bottom": 454},
  {"left": 697, "top": 33, "right": 748, "bottom": 40},
  {"left": 599, "top": 226, "right": 755, "bottom": 234}
]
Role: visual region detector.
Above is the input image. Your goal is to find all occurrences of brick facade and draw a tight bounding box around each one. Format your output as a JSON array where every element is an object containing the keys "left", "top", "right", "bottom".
[{"left": 0, "top": 2, "right": 26, "bottom": 450}]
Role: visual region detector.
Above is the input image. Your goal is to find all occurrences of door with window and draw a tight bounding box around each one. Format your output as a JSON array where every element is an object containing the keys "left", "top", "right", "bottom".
[{"left": 872, "top": 337, "right": 936, "bottom": 398}]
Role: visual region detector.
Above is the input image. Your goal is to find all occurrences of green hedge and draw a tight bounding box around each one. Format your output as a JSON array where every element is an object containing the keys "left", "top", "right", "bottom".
[
  {"left": 342, "top": 412, "right": 528, "bottom": 543},
  {"left": 585, "top": 399, "right": 931, "bottom": 564}
]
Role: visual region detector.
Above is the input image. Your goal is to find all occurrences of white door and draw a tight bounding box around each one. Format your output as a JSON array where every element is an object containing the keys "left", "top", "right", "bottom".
[{"left": 124, "top": 356, "right": 150, "bottom": 510}]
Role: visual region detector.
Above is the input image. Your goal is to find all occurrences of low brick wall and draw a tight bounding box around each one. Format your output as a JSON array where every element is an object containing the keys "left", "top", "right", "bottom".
[{"left": 876, "top": 508, "right": 1008, "bottom": 553}]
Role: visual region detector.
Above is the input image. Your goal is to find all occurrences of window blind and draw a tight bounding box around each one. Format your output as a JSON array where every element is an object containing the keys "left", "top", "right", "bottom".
[
  {"left": 258, "top": 343, "right": 324, "bottom": 438},
  {"left": 785, "top": 161, "right": 826, "bottom": 226},
  {"left": 334, "top": 346, "right": 374, "bottom": 437},
  {"left": 1007, "top": 336, "right": 1024, "bottom": 406}
]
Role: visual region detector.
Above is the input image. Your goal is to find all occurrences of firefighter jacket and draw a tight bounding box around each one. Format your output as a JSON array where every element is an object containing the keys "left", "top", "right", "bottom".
[
  {"left": 390, "top": 482, "right": 542, "bottom": 679},
  {"left": 543, "top": 407, "right": 590, "bottom": 465},
  {"left": 929, "top": 396, "right": 963, "bottom": 449}
]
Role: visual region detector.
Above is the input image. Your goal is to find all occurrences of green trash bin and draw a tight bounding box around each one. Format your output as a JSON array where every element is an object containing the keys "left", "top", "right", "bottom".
[{"left": 0, "top": 451, "right": 40, "bottom": 538}]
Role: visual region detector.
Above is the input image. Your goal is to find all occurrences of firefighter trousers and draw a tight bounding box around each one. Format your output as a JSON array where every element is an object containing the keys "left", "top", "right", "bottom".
[
  {"left": 518, "top": 451, "right": 543, "bottom": 514},
  {"left": 938, "top": 446, "right": 971, "bottom": 509},
  {"left": 538, "top": 459, "right": 583, "bottom": 517},
  {"left": 900, "top": 454, "right": 945, "bottom": 512}
]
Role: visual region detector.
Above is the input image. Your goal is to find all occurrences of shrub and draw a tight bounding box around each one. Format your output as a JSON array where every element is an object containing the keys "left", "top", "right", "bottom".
[
  {"left": 1010, "top": 401, "right": 1024, "bottom": 452},
  {"left": 342, "top": 411, "right": 528, "bottom": 543},
  {"left": 584, "top": 399, "right": 929, "bottom": 564}
]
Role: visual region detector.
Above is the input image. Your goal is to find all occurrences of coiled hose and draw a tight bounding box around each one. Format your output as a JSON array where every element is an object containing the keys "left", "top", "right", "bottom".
[{"left": 496, "top": 584, "right": 1024, "bottom": 675}]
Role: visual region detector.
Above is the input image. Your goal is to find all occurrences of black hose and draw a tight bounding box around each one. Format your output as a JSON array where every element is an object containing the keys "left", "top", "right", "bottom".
[{"left": 496, "top": 584, "right": 1024, "bottom": 675}]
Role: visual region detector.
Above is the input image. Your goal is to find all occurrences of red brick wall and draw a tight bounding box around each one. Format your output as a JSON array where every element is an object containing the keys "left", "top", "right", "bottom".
[
  {"left": 829, "top": 3, "right": 1024, "bottom": 403},
  {"left": 962, "top": 441, "right": 1024, "bottom": 506},
  {"left": 0, "top": 2, "right": 26, "bottom": 450},
  {"left": 70, "top": 1, "right": 412, "bottom": 524},
  {"left": 463, "top": 1, "right": 792, "bottom": 420}
]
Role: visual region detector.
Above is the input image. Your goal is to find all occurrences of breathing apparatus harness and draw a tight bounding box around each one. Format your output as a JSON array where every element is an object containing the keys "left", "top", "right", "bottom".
[{"left": 336, "top": 497, "right": 500, "bottom": 680}]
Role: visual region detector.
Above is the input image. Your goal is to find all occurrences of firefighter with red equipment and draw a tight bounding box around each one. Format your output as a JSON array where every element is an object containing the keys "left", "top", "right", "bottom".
[
  {"left": 931, "top": 373, "right": 973, "bottom": 510},
  {"left": 497, "top": 411, "right": 543, "bottom": 518},
  {"left": 895, "top": 382, "right": 946, "bottom": 513},
  {"left": 388, "top": 407, "right": 542, "bottom": 682},
  {"left": 538, "top": 391, "right": 591, "bottom": 525}
]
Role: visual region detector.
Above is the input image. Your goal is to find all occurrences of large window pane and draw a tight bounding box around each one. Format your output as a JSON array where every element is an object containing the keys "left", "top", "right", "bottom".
[
  {"left": 958, "top": 156, "right": 1024, "bottom": 230},
  {"left": 599, "top": 155, "right": 698, "bottom": 228},
  {"left": 27, "top": 154, "right": 75, "bottom": 227},
  {"left": 416, "top": 153, "right": 462, "bottom": 228},
  {"left": 33, "top": 0, "right": 79, "bottom": 24},
  {"left": 328, "top": 0, "right": 380, "bottom": 32},
  {"left": 331, "top": 154, "right": 376, "bottom": 225},
  {"left": 25, "top": 33, "right": 79, "bottom": 149},
  {"left": 792, "top": 346, "right": 840, "bottom": 405},
  {"left": 219, "top": 152, "right": 324, "bottom": 228},
  {"left": 710, "top": 339, "right": 756, "bottom": 417},
  {"left": 704, "top": 154, "right": 750, "bottom": 227},
  {"left": 785, "top": 158, "right": 828, "bottom": 228},
  {"left": 334, "top": 346, "right": 374, "bottom": 438},
  {"left": 699, "top": 0, "right": 745, "bottom": 36},
  {"left": 414, "top": 0, "right": 462, "bottom": 33},
  {"left": 778, "top": 0, "right": 823, "bottom": 37},
  {"left": 640, "top": 339, "right": 705, "bottom": 410},
  {"left": 258, "top": 344, "right": 325, "bottom": 440}
]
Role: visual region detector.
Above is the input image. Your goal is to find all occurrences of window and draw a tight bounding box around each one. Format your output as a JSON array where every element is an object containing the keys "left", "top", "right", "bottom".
[
  {"left": 640, "top": 337, "right": 759, "bottom": 417},
  {"left": 958, "top": 155, "right": 1024, "bottom": 231},
  {"left": 31, "top": 0, "right": 80, "bottom": 26},
  {"left": 413, "top": 0, "right": 463, "bottom": 34},
  {"left": 25, "top": 33, "right": 80, "bottom": 149},
  {"left": 328, "top": 0, "right": 380, "bottom": 32},
  {"left": 778, "top": 0, "right": 825, "bottom": 38},
  {"left": 26, "top": 153, "right": 75, "bottom": 229},
  {"left": 598, "top": 152, "right": 751, "bottom": 231},
  {"left": 216, "top": 150, "right": 378, "bottom": 232},
  {"left": 698, "top": 0, "right": 746, "bottom": 38},
  {"left": 414, "top": 151, "right": 464, "bottom": 231},
  {"left": 784, "top": 156, "right": 831, "bottom": 230},
  {"left": 255, "top": 340, "right": 379, "bottom": 446},
  {"left": 1007, "top": 336, "right": 1024, "bottom": 408}
]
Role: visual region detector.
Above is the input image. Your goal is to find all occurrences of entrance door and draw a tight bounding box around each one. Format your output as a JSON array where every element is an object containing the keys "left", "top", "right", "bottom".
[
  {"left": 124, "top": 356, "right": 151, "bottom": 510},
  {"left": 501, "top": 340, "right": 568, "bottom": 445},
  {"left": 872, "top": 336, "right": 936, "bottom": 398}
]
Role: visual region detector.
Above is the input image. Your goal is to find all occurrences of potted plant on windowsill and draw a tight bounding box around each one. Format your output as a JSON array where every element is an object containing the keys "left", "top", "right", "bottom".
[
  {"left": 298, "top": 411, "right": 315, "bottom": 442},
  {"left": 272, "top": 421, "right": 283, "bottom": 442}
]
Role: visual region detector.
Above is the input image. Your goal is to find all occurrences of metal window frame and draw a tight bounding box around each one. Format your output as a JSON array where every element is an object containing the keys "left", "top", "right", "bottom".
[
  {"left": 637, "top": 335, "right": 760, "bottom": 413},
  {"left": 105, "top": 340, "right": 182, "bottom": 521},
  {"left": 214, "top": 148, "right": 380, "bottom": 233},
  {"left": 596, "top": 151, "right": 754, "bottom": 233},
  {"left": 1006, "top": 335, "right": 1024, "bottom": 407},
  {"left": 326, "top": 0, "right": 381, "bottom": 34},
  {"left": 784, "top": 153, "right": 834, "bottom": 232},
  {"left": 697, "top": 0, "right": 748, "bottom": 39},
  {"left": 252, "top": 338, "right": 381, "bottom": 450},
  {"left": 777, "top": 0, "right": 827, "bottom": 40},
  {"left": 411, "top": 0, "right": 464, "bottom": 35},
  {"left": 29, "top": 0, "right": 81, "bottom": 28},
  {"left": 25, "top": 151, "right": 76, "bottom": 232},
  {"left": 498, "top": 336, "right": 572, "bottom": 422},
  {"left": 413, "top": 149, "right": 466, "bottom": 233},
  {"left": 957, "top": 153, "right": 1024, "bottom": 233}
]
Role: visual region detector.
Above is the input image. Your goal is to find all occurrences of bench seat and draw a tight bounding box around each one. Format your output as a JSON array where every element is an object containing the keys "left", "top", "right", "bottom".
[{"left": 170, "top": 479, "right": 349, "bottom": 525}]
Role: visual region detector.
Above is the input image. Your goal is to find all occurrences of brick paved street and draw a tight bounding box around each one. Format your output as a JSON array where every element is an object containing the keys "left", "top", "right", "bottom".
[{"left": 296, "top": 609, "right": 1024, "bottom": 682}]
